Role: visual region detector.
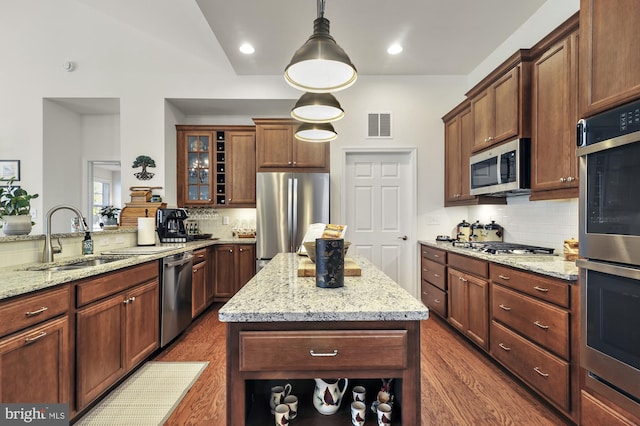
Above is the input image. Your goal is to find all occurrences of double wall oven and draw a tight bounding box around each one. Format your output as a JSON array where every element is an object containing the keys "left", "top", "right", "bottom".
[{"left": 577, "top": 98, "right": 640, "bottom": 415}]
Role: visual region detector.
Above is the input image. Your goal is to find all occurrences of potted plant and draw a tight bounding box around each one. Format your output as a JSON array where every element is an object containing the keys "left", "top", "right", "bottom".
[
  {"left": 99, "top": 205, "right": 121, "bottom": 229},
  {"left": 0, "top": 177, "right": 39, "bottom": 235}
]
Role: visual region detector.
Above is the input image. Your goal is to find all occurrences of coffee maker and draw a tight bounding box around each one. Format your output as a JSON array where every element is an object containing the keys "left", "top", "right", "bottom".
[{"left": 156, "top": 208, "right": 192, "bottom": 243}]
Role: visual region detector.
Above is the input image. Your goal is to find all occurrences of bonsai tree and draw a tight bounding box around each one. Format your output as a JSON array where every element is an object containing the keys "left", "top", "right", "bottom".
[
  {"left": 132, "top": 155, "right": 156, "bottom": 180},
  {"left": 0, "top": 177, "right": 39, "bottom": 217}
]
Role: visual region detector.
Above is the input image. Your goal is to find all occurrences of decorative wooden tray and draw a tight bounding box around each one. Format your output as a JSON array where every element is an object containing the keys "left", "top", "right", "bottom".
[{"left": 297, "top": 257, "right": 361, "bottom": 277}]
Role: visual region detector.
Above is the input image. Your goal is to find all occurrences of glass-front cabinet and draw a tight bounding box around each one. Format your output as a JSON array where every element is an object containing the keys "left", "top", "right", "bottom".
[{"left": 177, "top": 125, "right": 256, "bottom": 208}]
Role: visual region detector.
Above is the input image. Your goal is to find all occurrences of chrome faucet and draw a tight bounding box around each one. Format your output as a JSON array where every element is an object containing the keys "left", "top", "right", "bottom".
[{"left": 43, "top": 205, "right": 87, "bottom": 262}]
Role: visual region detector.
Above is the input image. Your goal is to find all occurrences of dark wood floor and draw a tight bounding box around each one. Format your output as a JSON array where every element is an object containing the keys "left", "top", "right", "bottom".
[{"left": 155, "top": 304, "right": 571, "bottom": 425}]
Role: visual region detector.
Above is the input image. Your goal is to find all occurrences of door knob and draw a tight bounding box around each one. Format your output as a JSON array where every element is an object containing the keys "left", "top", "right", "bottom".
[{"left": 398, "top": 235, "right": 408, "bottom": 241}]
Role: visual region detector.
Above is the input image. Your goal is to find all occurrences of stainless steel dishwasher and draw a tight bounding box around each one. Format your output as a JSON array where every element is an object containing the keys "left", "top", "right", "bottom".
[{"left": 160, "top": 251, "right": 193, "bottom": 347}]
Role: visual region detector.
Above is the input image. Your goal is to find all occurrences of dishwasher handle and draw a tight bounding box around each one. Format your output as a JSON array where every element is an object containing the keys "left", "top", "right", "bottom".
[{"left": 164, "top": 253, "right": 194, "bottom": 268}]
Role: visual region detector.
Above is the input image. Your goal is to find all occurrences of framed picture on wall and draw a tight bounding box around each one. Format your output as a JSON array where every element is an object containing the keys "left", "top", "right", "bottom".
[{"left": 0, "top": 160, "right": 20, "bottom": 180}]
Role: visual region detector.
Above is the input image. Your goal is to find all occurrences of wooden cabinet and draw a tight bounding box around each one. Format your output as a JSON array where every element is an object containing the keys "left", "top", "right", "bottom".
[
  {"left": 254, "top": 118, "right": 330, "bottom": 172},
  {"left": 530, "top": 15, "right": 580, "bottom": 200},
  {"left": 192, "top": 248, "right": 209, "bottom": 318},
  {"left": 75, "top": 262, "right": 159, "bottom": 410},
  {"left": 213, "top": 243, "right": 256, "bottom": 301},
  {"left": 490, "top": 264, "right": 579, "bottom": 421},
  {"left": 581, "top": 389, "right": 640, "bottom": 426},
  {"left": 0, "top": 286, "right": 70, "bottom": 404},
  {"left": 579, "top": 0, "right": 640, "bottom": 117},
  {"left": 227, "top": 320, "right": 421, "bottom": 425},
  {"left": 442, "top": 101, "right": 506, "bottom": 206},
  {"left": 177, "top": 125, "right": 256, "bottom": 207},
  {"left": 420, "top": 245, "right": 447, "bottom": 318},
  {"left": 447, "top": 254, "right": 489, "bottom": 350},
  {"left": 467, "top": 50, "right": 532, "bottom": 153}
]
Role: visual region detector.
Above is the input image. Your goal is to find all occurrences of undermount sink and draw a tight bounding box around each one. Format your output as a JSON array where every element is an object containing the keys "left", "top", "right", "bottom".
[{"left": 25, "top": 256, "right": 126, "bottom": 272}]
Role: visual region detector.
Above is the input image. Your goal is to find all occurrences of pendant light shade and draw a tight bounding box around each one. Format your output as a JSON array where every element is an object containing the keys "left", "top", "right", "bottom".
[
  {"left": 295, "top": 122, "right": 337, "bottom": 142},
  {"left": 291, "top": 92, "right": 345, "bottom": 123},
  {"left": 284, "top": 4, "right": 357, "bottom": 93}
]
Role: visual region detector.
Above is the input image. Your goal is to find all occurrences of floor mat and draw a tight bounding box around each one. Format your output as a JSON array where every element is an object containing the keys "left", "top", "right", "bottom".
[{"left": 76, "top": 361, "right": 209, "bottom": 425}]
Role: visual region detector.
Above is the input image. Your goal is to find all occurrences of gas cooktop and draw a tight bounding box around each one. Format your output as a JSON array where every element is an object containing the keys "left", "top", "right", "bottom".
[{"left": 451, "top": 241, "right": 555, "bottom": 255}]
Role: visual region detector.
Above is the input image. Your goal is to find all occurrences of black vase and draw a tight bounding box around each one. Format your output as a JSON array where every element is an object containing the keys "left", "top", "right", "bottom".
[{"left": 315, "top": 238, "right": 344, "bottom": 288}]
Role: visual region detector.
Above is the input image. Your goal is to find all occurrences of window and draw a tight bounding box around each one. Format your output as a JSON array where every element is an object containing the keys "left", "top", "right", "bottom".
[{"left": 92, "top": 180, "right": 110, "bottom": 229}]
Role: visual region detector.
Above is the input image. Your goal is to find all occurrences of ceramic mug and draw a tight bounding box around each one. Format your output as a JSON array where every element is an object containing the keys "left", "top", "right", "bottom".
[
  {"left": 283, "top": 394, "right": 298, "bottom": 419},
  {"left": 377, "top": 402, "right": 392, "bottom": 425},
  {"left": 269, "top": 384, "right": 292, "bottom": 414},
  {"left": 351, "top": 401, "right": 366, "bottom": 426},
  {"left": 352, "top": 385, "right": 366, "bottom": 403},
  {"left": 274, "top": 403, "right": 290, "bottom": 426}
]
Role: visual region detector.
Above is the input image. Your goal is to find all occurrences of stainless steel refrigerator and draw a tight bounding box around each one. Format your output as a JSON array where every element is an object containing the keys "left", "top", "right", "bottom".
[{"left": 256, "top": 172, "right": 329, "bottom": 270}]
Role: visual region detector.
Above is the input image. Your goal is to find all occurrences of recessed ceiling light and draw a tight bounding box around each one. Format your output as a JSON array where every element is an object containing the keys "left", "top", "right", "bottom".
[
  {"left": 387, "top": 44, "right": 403, "bottom": 55},
  {"left": 239, "top": 43, "right": 255, "bottom": 54}
]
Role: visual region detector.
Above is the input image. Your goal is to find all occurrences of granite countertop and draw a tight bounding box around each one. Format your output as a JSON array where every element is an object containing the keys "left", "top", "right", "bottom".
[
  {"left": 0, "top": 238, "right": 256, "bottom": 301},
  {"left": 418, "top": 240, "right": 579, "bottom": 281},
  {"left": 218, "top": 253, "right": 429, "bottom": 323}
]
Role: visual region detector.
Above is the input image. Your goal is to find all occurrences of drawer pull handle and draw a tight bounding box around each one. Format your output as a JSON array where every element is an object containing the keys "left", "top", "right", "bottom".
[
  {"left": 533, "top": 367, "right": 549, "bottom": 377},
  {"left": 433, "top": 254, "right": 440, "bottom": 258},
  {"left": 25, "top": 331, "right": 47, "bottom": 343},
  {"left": 25, "top": 306, "right": 48, "bottom": 317},
  {"left": 499, "top": 304, "right": 511, "bottom": 311},
  {"left": 433, "top": 299, "right": 441, "bottom": 304},
  {"left": 309, "top": 350, "right": 338, "bottom": 357},
  {"left": 534, "top": 321, "right": 549, "bottom": 330},
  {"left": 498, "top": 343, "right": 511, "bottom": 351},
  {"left": 498, "top": 275, "right": 510, "bottom": 280},
  {"left": 458, "top": 276, "right": 467, "bottom": 282},
  {"left": 433, "top": 273, "right": 440, "bottom": 278},
  {"left": 533, "top": 286, "right": 549, "bottom": 293}
]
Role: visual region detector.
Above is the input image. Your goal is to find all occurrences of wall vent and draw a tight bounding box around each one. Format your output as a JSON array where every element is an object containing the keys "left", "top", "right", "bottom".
[{"left": 367, "top": 112, "right": 392, "bottom": 138}]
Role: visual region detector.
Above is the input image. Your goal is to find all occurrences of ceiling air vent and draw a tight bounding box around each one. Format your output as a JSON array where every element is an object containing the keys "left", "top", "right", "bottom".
[{"left": 367, "top": 112, "right": 392, "bottom": 138}]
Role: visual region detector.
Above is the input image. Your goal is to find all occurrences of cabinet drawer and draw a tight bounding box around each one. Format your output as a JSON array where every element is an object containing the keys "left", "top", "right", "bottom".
[
  {"left": 492, "top": 284, "right": 569, "bottom": 359},
  {"left": 421, "top": 258, "right": 446, "bottom": 290},
  {"left": 421, "top": 245, "right": 447, "bottom": 264},
  {"left": 193, "top": 248, "right": 208, "bottom": 265},
  {"left": 421, "top": 281, "right": 447, "bottom": 318},
  {"left": 448, "top": 253, "right": 488, "bottom": 278},
  {"left": 0, "top": 286, "right": 69, "bottom": 338},
  {"left": 491, "top": 264, "right": 570, "bottom": 307},
  {"left": 491, "top": 321, "right": 570, "bottom": 411},
  {"left": 76, "top": 261, "right": 158, "bottom": 307},
  {"left": 239, "top": 330, "right": 407, "bottom": 371}
]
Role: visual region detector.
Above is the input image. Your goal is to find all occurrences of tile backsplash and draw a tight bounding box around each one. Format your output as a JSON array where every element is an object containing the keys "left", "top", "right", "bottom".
[{"left": 468, "top": 196, "right": 579, "bottom": 254}]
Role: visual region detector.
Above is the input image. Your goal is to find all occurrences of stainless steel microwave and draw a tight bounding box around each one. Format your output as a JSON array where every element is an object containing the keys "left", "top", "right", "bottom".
[{"left": 469, "top": 138, "right": 531, "bottom": 196}]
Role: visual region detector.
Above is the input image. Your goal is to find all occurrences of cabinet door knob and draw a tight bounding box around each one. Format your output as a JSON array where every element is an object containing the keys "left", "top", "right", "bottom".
[
  {"left": 25, "top": 331, "right": 47, "bottom": 343},
  {"left": 566, "top": 176, "right": 575, "bottom": 182},
  {"left": 25, "top": 306, "right": 48, "bottom": 316},
  {"left": 533, "top": 320, "right": 549, "bottom": 330},
  {"left": 309, "top": 349, "right": 338, "bottom": 357},
  {"left": 559, "top": 177, "right": 567, "bottom": 183}
]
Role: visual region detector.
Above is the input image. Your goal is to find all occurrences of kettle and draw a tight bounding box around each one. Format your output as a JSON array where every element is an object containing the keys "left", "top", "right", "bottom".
[
  {"left": 482, "top": 220, "right": 503, "bottom": 242},
  {"left": 470, "top": 220, "right": 484, "bottom": 242},
  {"left": 456, "top": 220, "right": 471, "bottom": 242}
]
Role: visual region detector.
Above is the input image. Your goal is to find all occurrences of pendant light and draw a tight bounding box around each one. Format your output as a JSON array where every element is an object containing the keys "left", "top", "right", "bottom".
[
  {"left": 295, "top": 122, "right": 337, "bottom": 142},
  {"left": 291, "top": 92, "right": 345, "bottom": 123},
  {"left": 284, "top": 0, "right": 357, "bottom": 93}
]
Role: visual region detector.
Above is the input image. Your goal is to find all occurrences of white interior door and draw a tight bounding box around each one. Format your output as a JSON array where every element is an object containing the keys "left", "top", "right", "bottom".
[{"left": 343, "top": 149, "right": 416, "bottom": 296}]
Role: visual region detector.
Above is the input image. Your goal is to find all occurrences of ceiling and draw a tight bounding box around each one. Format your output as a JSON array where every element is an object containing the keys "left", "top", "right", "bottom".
[{"left": 196, "top": 0, "right": 547, "bottom": 76}]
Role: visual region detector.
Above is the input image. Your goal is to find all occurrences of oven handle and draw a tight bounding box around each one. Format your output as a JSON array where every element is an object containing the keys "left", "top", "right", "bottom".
[
  {"left": 577, "top": 259, "right": 640, "bottom": 280},
  {"left": 576, "top": 129, "right": 640, "bottom": 157}
]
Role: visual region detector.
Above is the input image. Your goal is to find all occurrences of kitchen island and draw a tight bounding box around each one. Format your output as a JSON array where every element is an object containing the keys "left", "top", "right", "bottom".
[{"left": 219, "top": 253, "right": 429, "bottom": 425}]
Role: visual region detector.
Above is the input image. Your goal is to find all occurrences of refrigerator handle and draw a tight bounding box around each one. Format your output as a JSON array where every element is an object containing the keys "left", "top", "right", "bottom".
[
  {"left": 287, "top": 177, "right": 294, "bottom": 252},
  {"left": 292, "top": 177, "right": 298, "bottom": 252}
]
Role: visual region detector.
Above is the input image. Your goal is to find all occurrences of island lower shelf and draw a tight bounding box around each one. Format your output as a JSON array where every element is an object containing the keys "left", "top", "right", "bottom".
[{"left": 226, "top": 320, "right": 422, "bottom": 425}]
